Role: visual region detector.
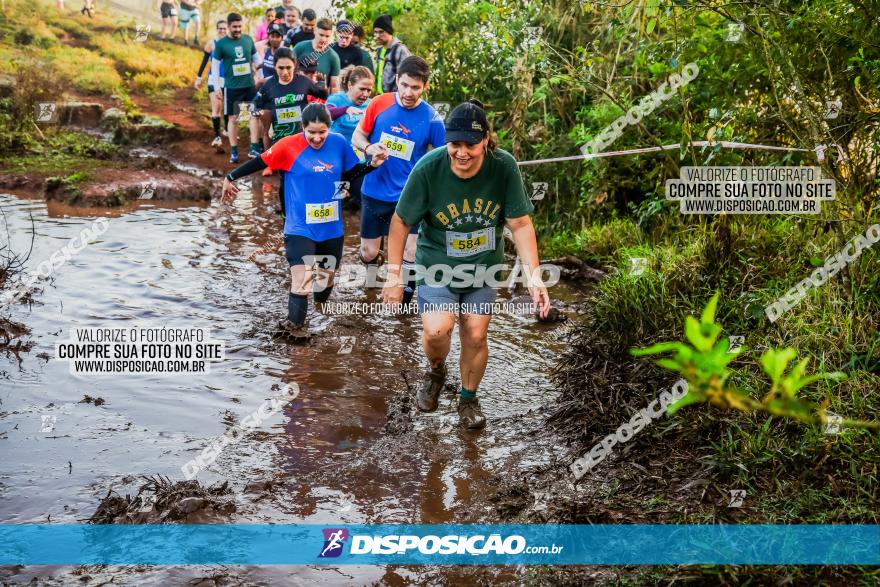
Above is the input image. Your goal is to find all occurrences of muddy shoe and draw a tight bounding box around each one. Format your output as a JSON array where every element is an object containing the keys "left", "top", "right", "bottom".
[
  {"left": 274, "top": 319, "right": 311, "bottom": 343},
  {"left": 416, "top": 364, "right": 446, "bottom": 412},
  {"left": 457, "top": 396, "right": 486, "bottom": 429}
]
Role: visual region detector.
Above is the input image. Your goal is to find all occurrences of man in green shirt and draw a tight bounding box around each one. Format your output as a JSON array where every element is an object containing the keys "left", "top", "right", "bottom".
[
  {"left": 383, "top": 100, "right": 551, "bottom": 430},
  {"left": 211, "top": 12, "right": 262, "bottom": 162},
  {"left": 292, "top": 18, "right": 341, "bottom": 94}
]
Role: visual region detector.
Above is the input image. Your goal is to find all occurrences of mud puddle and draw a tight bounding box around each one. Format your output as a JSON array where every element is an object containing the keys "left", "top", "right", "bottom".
[{"left": 0, "top": 180, "right": 584, "bottom": 584}]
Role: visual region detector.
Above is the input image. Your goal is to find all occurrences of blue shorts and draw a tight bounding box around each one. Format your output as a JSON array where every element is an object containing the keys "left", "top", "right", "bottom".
[
  {"left": 284, "top": 234, "right": 344, "bottom": 269},
  {"left": 360, "top": 195, "right": 419, "bottom": 239},
  {"left": 417, "top": 285, "right": 498, "bottom": 315}
]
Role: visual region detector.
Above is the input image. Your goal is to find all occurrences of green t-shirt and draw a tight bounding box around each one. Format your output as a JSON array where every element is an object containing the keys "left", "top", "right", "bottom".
[
  {"left": 213, "top": 35, "right": 256, "bottom": 89},
  {"left": 396, "top": 148, "right": 534, "bottom": 292},
  {"left": 293, "top": 40, "right": 341, "bottom": 80}
]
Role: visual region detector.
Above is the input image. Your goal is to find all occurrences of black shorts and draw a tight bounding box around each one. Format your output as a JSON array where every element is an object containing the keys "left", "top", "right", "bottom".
[
  {"left": 224, "top": 86, "right": 257, "bottom": 117},
  {"left": 360, "top": 194, "right": 419, "bottom": 239},
  {"left": 160, "top": 2, "right": 173, "bottom": 18},
  {"left": 284, "top": 234, "right": 344, "bottom": 269}
]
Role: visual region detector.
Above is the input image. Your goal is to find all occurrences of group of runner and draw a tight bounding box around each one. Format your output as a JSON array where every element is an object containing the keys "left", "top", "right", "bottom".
[
  {"left": 208, "top": 11, "right": 550, "bottom": 429},
  {"left": 158, "top": 0, "right": 203, "bottom": 45}
]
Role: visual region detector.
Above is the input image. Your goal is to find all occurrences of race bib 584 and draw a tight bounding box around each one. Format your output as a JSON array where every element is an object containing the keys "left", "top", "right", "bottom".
[{"left": 445, "top": 227, "right": 495, "bottom": 257}]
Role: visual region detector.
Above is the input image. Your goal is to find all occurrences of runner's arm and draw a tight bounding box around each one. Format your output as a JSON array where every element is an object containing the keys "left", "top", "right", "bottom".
[
  {"left": 383, "top": 214, "right": 410, "bottom": 299},
  {"left": 227, "top": 157, "right": 267, "bottom": 180},
  {"left": 326, "top": 105, "right": 348, "bottom": 120},
  {"left": 196, "top": 50, "right": 211, "bottom": 83},
  {"left": 209, "top": 55, "right": 221, "bottom": 87},
  {"left": 506, "top": 214, "right": 550, "bottom": 318},
  {"left": 307, "top": 80, "right": 329, "bottom": 101},
  {"left": 252, "top": 50, "right": 262, "bottom": 74},
  {"left": 221, "top": 158, "right": 268, "bottom": 203},
  {"left": 352, "top": 125, "right": 387, "bottom": 159},
  {"left": 341, "top": 161, "right": 379, "bottom": 183}
]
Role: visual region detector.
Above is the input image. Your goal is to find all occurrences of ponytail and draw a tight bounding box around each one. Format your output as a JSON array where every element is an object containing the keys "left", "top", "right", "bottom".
[
  {"left": 340, "top": 65, "right": 374, "bottom": 92},
  {"left": 467, "top": 98, "right": 498, "bottom": 153}
]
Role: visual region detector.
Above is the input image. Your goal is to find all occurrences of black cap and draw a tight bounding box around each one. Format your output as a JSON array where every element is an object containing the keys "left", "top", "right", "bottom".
[
  {"left": 444, "top": 100, "right": 489, "bottom": 144},
  {"left": 267, "top": 23, "right": 284, "bottom": 36},
  {"left": 373, "top": 14, "right": 393, "bottom": 34}
]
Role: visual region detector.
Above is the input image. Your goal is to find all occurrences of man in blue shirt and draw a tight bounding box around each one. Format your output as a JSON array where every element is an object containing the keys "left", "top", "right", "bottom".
[{"left": 352, "top": 56, "right": 445, "bottom": 304}]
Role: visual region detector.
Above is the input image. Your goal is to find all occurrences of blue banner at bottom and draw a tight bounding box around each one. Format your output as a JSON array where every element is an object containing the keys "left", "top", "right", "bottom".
[{"left": 0, "top": 524, "right": 877, "bottom": 565}]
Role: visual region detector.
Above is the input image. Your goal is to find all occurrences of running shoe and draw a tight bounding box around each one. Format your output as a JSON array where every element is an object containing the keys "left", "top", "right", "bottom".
[
  {"left": 211, "top": 136, "right": 222, "bottom": 148},
  {"left": 416, "top": 363, "right": 446, "bottom": 412},
  {"left": 229, "top": 148, "right": 239, "bottom": 164},
  {"left": 248, "top": 146, "right": 261, "bottom": 159},
  {"left": 274, "top": 319, "right": 311, "bottom": 344},
  {"left": 457, "top": 396, "right": 486, "bottom": 429}
]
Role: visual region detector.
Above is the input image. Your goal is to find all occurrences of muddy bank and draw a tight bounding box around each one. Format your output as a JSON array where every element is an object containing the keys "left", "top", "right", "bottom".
[{"left": 1, "top": 100, "right": 213, "bottom": 206}]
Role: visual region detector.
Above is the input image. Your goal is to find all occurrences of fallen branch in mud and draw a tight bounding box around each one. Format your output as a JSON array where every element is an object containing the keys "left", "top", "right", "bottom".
[{"left": 88, "top": 475, "right": 234, "bottom": 524}]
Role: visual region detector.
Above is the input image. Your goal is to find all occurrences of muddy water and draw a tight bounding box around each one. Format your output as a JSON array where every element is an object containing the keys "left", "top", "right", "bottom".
[{"left": 0, "top": 183, "right": 578, "bottom": 584}]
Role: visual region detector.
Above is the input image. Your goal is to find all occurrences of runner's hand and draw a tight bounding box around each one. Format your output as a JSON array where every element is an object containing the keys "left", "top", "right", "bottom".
[
  {"left": 365, "top": 142, "right": 388, "bottom": 161},
  {"left": 529, "top": 285, "right": 551, "bottom": 320},
  {"left": 346, "top": 106, "right": 364, "bottom": 117},
  {"left": 221, "top": 178, "right": 239, "bottom": 204},
  {"left": 194, "top": 77, "right": 202, "bottom": 90},
  {"left": 382, "top": 271, "right": 405, "bottom": 309}
]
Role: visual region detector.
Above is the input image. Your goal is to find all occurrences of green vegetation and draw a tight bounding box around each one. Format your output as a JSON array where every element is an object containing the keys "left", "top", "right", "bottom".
[{"left": 342, "top": 0, "right": 879, "bottom": 582}]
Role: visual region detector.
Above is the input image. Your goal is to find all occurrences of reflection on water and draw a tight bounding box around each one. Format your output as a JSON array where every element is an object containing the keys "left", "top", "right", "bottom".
[{"left": 0, "top": 185, "right": 576, "bottom": 582}]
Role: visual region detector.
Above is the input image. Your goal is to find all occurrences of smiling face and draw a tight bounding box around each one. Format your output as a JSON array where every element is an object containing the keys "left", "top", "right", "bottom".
[
  {"left": 304, "top": 121, "right": 329, "bottom": 149},
  {"left": 447, "top": 139, "right": 487, "bottom": 176},
  {"left": 396, "top": 74, "right": 427, "bottom": 109},
  {"left": 228, "top": 20, "right": 242, "bottom": 39}
]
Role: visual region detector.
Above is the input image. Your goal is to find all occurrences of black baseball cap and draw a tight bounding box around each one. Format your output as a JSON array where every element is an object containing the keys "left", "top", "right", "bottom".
[
  {"left": 267, "top": 23, "right": 284, "bottom": 36},
  {"left": 444, "top": 100, "right": 489, "bottom": 144}
]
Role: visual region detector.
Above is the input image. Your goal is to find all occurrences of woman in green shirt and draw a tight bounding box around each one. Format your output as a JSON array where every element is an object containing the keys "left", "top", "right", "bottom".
[{"left": 382, "top": 100, "right": 551, "bottom": 429}]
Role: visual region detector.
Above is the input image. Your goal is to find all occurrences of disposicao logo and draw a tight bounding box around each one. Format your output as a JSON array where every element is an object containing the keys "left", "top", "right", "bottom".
[
  {"left": 346, "top": 533, "right": 528, "bottom": 555},
  {"left": 319, "top": 528, "right": 348, "bottom": 558}
]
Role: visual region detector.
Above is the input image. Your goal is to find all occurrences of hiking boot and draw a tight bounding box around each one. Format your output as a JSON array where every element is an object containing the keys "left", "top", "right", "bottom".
[
  {"left": 457, "top": 396, "right": 486, "bottom": 429},
  {"left": 274, "top": 319, "right": 311, "bottom": 343},
  {"left": 416, "top": 364, "right": 446, "bottom": 412}
]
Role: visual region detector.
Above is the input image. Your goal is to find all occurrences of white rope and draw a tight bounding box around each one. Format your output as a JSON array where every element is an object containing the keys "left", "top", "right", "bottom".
[{"left": 516, "top": 141, "right": 845, "bottom": 166}]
